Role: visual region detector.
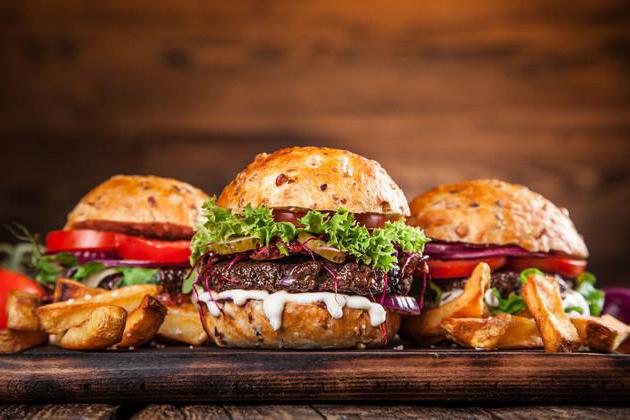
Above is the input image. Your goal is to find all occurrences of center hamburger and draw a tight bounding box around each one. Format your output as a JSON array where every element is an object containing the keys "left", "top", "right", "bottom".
[{"left": 189, "top": 147, "right": 428, "bottom": 349}]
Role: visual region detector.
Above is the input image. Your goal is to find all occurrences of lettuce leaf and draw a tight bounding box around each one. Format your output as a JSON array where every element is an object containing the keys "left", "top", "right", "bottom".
[
  {"left": 490, "top": 288, "right": 526, "bottom": 315},
  {"left": 191, "top": 199, "right": 428, "bottom": 272},
  {"left": 576, "top": 271, "right": 604, "bottom": 316}
]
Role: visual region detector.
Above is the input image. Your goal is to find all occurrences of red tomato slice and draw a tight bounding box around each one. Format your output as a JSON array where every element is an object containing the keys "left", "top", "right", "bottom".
[
  {"left": 428, "top": 257, "right": 507, "bottom": 279},
  {"left": 273, "top": 209, "right": 306, "bottom": 225},
  {"left": 508, "top": 257, "right": 587, "bottom": 278},
  {"left": 46, "top": 230, "right": 118, "bottom": 253},
  {"left": 117, "top": 236, "right": 190, "bottom": 263},
  {"left": 273, "top": 209, "right": 396, "bottom": 229},
  {"left": 0, "top": 269, "right": 46, "bottom": 329}
]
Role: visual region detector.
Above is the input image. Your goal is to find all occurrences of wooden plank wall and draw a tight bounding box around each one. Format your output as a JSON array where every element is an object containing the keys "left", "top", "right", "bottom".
[{"left": 0, "top": 1, "right": 629, "bottom": 284}]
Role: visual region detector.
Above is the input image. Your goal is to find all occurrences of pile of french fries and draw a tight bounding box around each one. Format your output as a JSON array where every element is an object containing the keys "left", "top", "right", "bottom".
[
  {"left": 402, "top": 263, "right": 630, "bottom": 353},
  {"left": 1, "top": 279, "right": 208, "bottom": 353}
]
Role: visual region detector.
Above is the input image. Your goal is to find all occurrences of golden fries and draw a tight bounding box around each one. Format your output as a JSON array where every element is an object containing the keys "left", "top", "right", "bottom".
[
  {"left": 118, "top": 295, "right": 167, "bottom": 348},
  {"left": 401, "top": 262, "right": 490, "bottom": 342},
  {"left": 53, "top": 278, "right": 104, "bottom": 302},
  {"left": 158, "top": 303, "right": 208, "bottom": 346},
  {"left": 522, "top": 273, "right": 580, "bottom": 352},
  {"left": 37, "top": 284, "right": 160, "bottom": 334},
  {"left": 571, "top": 314, "right": 630, "bottom": 353},
  {"left": 6, "top": 291, "right": 41, "bottom": 331},
  {"left": 442, "top": 314, "right": 542, "bottom": 350},
  {"left": 0, "top": 329, "right": 47, "bottom": 354},
  {"left": 57, "top": 306, "right": 127, "bottom": 350}
]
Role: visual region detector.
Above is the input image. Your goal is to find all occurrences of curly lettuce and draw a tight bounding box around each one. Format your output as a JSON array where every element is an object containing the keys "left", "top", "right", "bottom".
[{"left": 191, "top": 199, "right": 428, "bottom": 272}]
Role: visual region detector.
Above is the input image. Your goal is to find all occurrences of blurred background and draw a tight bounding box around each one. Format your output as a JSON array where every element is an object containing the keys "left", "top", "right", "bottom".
[{"left": 0, "top": 1, "right": 628, "bottom": 285}]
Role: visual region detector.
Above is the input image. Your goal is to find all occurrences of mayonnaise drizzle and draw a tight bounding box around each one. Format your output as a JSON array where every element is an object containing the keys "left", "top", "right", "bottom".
[{"left": 196, "top": 288, "right": 386, "bottom": 331}]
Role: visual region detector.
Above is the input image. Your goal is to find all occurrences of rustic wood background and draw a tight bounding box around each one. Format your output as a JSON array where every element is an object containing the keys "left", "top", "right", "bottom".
[{"left": 0, "top": 1, "right": 629, "bottom": 285}]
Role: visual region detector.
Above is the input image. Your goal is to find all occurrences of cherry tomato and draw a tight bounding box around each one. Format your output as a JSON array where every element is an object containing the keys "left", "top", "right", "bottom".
[
  {"left": 428, "top": 257, "right": 507, "bottom": 279},
  {"left": 46, "top": 230, "right": 118, "bottom": 253},
  {"left": 508, "top": 257, "right": 587, "bottom": 278},
  {"left": 117, "top": 235, "right": 190, "bottom": 263},
  {"left": 0, "top": 269, "right": 46, "bottom": 329},
  {"left": 272, "top": 209, "right": 306, "bottom": 225},
  {"left": 273, "top": 209, "right": 396, "bottom": 229}
]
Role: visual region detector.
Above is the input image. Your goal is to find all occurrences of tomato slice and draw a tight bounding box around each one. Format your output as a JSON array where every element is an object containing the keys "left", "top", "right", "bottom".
[
  {"left": 46, "top": 230, "right": 118, "bottom": 253},
  {"left": 508, "top": 257, "right": 587, "bottom": 278},
  {"left": 273, "top": 209, "right": 396, "bottom": 229},
  {"left": 117, "top": 236, "right": 190, "bottom": 263},
  {"left": 428, "top": 257, "right": 507, "bottom": 279},
  {"left": 273, "top": 209, "right": 306, "bottom": 225},
  {"left": 0, "top": 269, "right": 46, "bottom": 329}
]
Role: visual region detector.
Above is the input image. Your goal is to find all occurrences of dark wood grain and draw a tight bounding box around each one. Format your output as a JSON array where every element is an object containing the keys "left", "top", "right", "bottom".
[
  {"left": 0, "top": 404, "right": 118, "bottom": 420},
  {"left": 0, "top": 346, "right": 628, "bottom": 404},
  {"left": 130, "top": 404, "right": 230, "bottom": 420},
  {"left": 1, "top": 404, "right": 628, "bottom": 420},
  {"left": 0, "top": 1, "right": 629, "bottom": 285}
]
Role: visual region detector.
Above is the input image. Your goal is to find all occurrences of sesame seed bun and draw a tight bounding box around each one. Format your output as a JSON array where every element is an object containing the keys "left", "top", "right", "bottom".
[
  {"left": 65, "top": 175, "right": 209, "bottom": 240},
  {"left": 408, "top": 179, "right": 588, "bottom": 258},
  {"left": 218, "top": 146, "right": 409, "bottom": 216}
]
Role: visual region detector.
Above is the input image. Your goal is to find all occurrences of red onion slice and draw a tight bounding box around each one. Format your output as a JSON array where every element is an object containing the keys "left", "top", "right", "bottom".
[
  {"left": 92, "top": 259, "right": 189, "bottom": 268},
  {"left": 424, "top": 242, "right": 546, "bottom": 259},
  {"left": 380, "top": 295, "right": 422, "bottom": 316},
  {"left": 603, "top": 288, "right": 630, "bottom": 324}
]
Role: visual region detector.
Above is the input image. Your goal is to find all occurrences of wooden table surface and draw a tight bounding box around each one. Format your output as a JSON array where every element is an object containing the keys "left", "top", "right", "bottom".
[{"left": 1, "top": 404, "right": 630, "bottom": 419}]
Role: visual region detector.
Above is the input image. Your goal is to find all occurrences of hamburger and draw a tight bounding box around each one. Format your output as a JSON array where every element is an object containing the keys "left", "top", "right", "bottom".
[
  {"left": 403, "top": 179, "right": 604, "bottom": 328},
  {"left": 34, "top": 175, "right": 208, "bottom": 305},
  {"left": 189, "top": 147, "right": 428, "bottom": 349}
]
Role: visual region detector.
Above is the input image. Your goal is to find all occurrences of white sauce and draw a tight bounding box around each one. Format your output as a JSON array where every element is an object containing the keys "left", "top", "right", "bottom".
[
  {"left": 440, "top": 288, "right": 464, "bottom": 306},
  {"left": 562, "top": 290, "right": 590, "bottom": 317},
  {"left": 484, "top": 289, "right": 499, "bottom": 308},
  {"left": 196, "top": 288, "right": 386, "bottom": 331}
]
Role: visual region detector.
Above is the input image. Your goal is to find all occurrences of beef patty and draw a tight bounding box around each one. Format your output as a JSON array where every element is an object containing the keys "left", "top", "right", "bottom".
[{"left": 200, "top": 255, "right": 422, "bottom": 297}]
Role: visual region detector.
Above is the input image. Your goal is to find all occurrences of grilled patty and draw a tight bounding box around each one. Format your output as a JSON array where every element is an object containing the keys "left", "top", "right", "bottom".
[{"left": 200, "top": 255, "right": 422, "bottom": 297}]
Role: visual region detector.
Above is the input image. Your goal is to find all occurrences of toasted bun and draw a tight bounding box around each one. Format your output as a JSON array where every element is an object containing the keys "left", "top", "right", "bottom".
[
  {"left": 218, "top": 146, "right": 409, "bottom": 216},
  {"left": 408, "top": 179, "right": 588, "bottom": 258},
  {"left": 65, "top": 175, "right": 209, "bottom": 240},
  {"left": 201, "top": 300, "right": 400, "bottom": 349}
]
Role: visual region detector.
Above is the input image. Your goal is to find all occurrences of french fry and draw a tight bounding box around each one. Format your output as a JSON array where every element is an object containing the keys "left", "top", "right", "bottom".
[
  {"left": 571, "top": 314, "right": 630, "bottom": 353},
  {"left": 37, "top": 284, "right": 160, "bottom": 334},
  {"left": 442, "top": 314, "right": 542, "bottom": 350},
  {"left": 57, "top": 306, "right": 127, "bottom": 350},
  {"left": 0, "top": 329, "right": 47, "bottom": 354},
  {"left": 401, "top": 262, "right": 491, "bottom": 342},
  {"left": 157, "top": 303, "right": 208, "bottom": 346},
  {"left": 6, "top": 291, "right": 40, "bottom": 331},
  {"left": 118, "top": 295, "right": 167, "bottom": 348},
  {"left": 522, "top": 273, "right": 580, "bottom": 352},
  {"left": 53, "top": 278, "right": 104, "bottom": 302}
]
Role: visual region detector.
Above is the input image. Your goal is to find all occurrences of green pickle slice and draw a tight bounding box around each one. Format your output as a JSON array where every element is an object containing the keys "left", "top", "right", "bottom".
[
  {"left": 297, "top": 232, "right": 347, "bottom": 263},
  {"left": 210, "top": 236, "right": 261, "bottom": 255}
]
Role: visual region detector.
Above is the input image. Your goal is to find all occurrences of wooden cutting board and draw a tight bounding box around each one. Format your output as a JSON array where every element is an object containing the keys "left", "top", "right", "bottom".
[{"left": 0, "top": 346, "right": 628, "bottom": 403}]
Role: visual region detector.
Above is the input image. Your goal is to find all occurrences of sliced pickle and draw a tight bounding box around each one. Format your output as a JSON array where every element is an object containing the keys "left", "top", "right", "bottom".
[
  {"left": 210, "top": 237, "right": 261, "bottom": 255},
  {"left": 297, "top": 232, "right": 347, "bottom": 264}
]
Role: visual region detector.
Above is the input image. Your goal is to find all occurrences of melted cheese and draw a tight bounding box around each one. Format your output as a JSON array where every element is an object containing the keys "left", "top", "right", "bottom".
[{"left": 196, "top": 288, "right": 386, "bottom": 331}]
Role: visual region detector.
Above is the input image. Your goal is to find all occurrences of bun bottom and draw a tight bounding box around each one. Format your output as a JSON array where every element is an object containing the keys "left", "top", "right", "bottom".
[{"left": 200, "top": 300, "right": 400, "bottom": 349}]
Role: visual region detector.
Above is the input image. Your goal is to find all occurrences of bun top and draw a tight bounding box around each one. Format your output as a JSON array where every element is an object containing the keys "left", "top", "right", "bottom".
[
  {"left": 408, "top": 179, "right": 588, "bottom": 258},
  {"left": 218, "top": 147, "right": 409, "bottom": 216},
  {"left": 65, "top": 175, "right": 209, "bottom": 240}
]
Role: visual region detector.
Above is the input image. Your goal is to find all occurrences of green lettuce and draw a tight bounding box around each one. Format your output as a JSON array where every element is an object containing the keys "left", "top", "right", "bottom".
[
  {"left": 490, "top": 269, "right": 604, "bottom": 316},
  {"left": 191, "top": 199, "right": 428, "bottom": 272},
  {"left": 490, "top": 288, "right": 526, "bottom": 315},
  {"left": 576, "top": 272, "right": 604, "bottom": 316}
]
